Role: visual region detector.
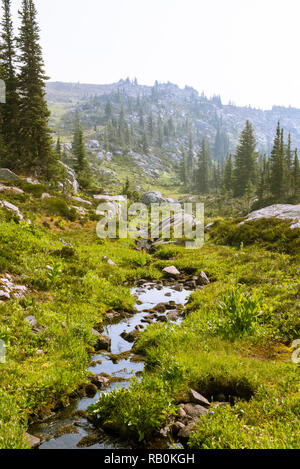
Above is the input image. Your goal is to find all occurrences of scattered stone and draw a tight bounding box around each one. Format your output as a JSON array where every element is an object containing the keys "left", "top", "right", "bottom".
[
  {"left": 90, "top": 374, "right": 110, "bottom": 389},
  {"left": 171, "top": 421, "right": 185, "bottom": 435},
  {"left": 73, "top": 196, "right": 92, "bottom": 206},
  {"left": 241, "top": 204, "right": 300, "bottom": 230},
  {"left": 91, "top": 329, "right": 111, "bottom": 352},
  {"left": 189, "top": 389, "right": 211, "bottom": 407},
  {"left": 55, "top": 425, "right": 79, "bottom": 438},
  {"left": 24, "top": 432, "right": 41, "bottom": 449},
  {"left": 197, "top": 271, "right": 210, "bottom": 286},
  {"left": 41, "top": 193, "right": 51, "bottom": 199},
  {"left": 163, "top": 266, "right": 180, "bottom": 278},
  {"left": 36, "top": 349, "right": 45, "bottom": 355},
  {"left": 107, "top": 259, "right": 116, "bottom": 266},
  {"left": 120, "top": 329, "right": 138, "bottom": 343},
  {"left": 167, "top": 311, "right": 180, "bottom": 322}
]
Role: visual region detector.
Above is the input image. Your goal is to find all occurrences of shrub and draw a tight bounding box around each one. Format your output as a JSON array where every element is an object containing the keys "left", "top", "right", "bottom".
[
  {"left": 217, "top": 287, "right": 263, "bottom": 339},
  {"left": 42, "top": 197, "right": 77, "bottom": 221}
]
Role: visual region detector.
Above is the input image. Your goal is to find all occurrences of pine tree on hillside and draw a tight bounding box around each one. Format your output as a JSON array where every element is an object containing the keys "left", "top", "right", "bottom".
[
  {"left": 269, "top": 122, "right": 288, "bottom": 201},
  {"left": 223, "top": 153, "right": 233, "bottom": 192},
  {"left": 293, "top": 149, "right": 300, "bottom": 200},
  {"left": 0, "top": 0, "right": 19, "bottom": 166},
  {"left": 72, "top": 113, "right": 90, "bottom": 188},
  {"left": 17, "top": 0, "right": 58, "bottom": 176},
  {"left": 196, "top": 138, "right": 210, "bottom": 194},
  {"left": 257, "top": 154, "right": 268, "bottom": 201},
  {"left": 233, "top": 120, "right": 257, "bottom": 197},
  {"left": 179, "top": 146, "right": 188, "bottom": 187},
  {"left": 187, "top": 133, "right": 194, "bottom": 181}
]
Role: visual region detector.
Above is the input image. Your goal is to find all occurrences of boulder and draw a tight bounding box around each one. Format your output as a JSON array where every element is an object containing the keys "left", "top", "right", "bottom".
[
  {"left": 91, "top": 374, "right": 110, "bottom": 389},
  {"left": 189, "top": 389, "right": 211, "bottom": 407},
  {"left": 0, "top": 169, "right": 19, "bottom": 182},
  {"left": 241, "top": 204, "right": 300, "bottom": 230},
  {"left": 182, "top": 403, "right": 208, "bottom": 419},
  {"left": 41, "top": 193, "right": 51, "bottom": 199},
  {"left": 197, "top": 271, "right": 210, "bottom": 286},
  {"left": 163, "top": 266, "right": 180, "bottom": 278},
  {"left": 140, "top": 191, "right": 168, "bottom": 205}
]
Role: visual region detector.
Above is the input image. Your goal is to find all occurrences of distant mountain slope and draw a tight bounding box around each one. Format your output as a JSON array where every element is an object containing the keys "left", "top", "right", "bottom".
[{"left": 46, "top": 79, "right": 300, "bottom": 153}]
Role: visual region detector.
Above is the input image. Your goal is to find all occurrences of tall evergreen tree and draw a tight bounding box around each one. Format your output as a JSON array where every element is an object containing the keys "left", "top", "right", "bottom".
[
  {"left": 72, "top": 113, "right": 90, "bottom": 187},
  {"left": 223, "top": 153, "right": 233, "bottom": 192},
  {"left": 196, "top": 138, "right": 210, "bottom": 194},
  {"left": 0, "top": 0, "right": 19, "bottom": 166},
  {"left": 17, "top": 0, "right": 58, "bottom": 176},
  {"left": 269, "top": 122, "right": 288, "bottom": 200},
  {"left": 293, "top": 149, "right": 300, "bottom": 199},
  {"left": 179, "top": 146, "right": 188, "bottom": 187},
  {"left": 233, "top": 120, "right": 257, "bottom": 197}
]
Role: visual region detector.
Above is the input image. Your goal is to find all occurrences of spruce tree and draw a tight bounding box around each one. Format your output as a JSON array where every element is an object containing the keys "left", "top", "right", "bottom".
[
  {"left": 293, "top": 149, "right": 300, "bottom": 200},
  {"left": 17, "top": 0, "right": 58, "bottom": 176},
  {"left": 72, "top": 113, "right": 90, "bottom": 188},
  {"left": 223, "top": 153, "right": 233, "bottom": 192},
  {"left": 233, "top": 120, "right": 257, "bottom": 197},
  {"left": 269, "top": 122, "right": 288, "bottom": 201},
  {"left": 0, "top": 0, "right": 19, "bottom": 166},
  {"left": 196, "top": 138, "right": 210, "bottom": 194},
  {"left": 179, "top": 146, "right": 188, "bottom": 187}
]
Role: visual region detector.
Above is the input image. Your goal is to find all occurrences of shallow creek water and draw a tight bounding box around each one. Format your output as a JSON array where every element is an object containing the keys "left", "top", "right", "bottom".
[{"left": 29, "top": 284, "right": 192, "bottom": 449}]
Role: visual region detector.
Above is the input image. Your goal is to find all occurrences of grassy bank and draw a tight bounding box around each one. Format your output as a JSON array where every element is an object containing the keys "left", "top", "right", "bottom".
[{"left": 90, "top": 236, "right": 300, "bottom": 449}]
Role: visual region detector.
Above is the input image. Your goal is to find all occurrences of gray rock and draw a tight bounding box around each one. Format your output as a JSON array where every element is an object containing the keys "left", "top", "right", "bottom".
[
  {"left": 182, "top": 403, "right": 208, "bottom": 419},
  {"left": 107, "top": 259, "right": 116, "bottom": 266},
  {"left": 140, "top": 191, "right": 167, "bottom": 205},
  {"left": 189, "top": 389, "right": 211, "bottom": 407},
  {"left": 0, "top": 169, "right": 20, "bottom": 182},
  {"left": 178, "top": 422, "right": 196, "bottom": 440},
  {"left": 198, "top": 271, "right": 210, "bottom": 286},
  {"left": 163, "top": 266, "right": 180, "bottom": 278},
  {"left": 0, "top": 185, "right": 24, "bottom": 194},
  {"left": 59, "top": 162, "right": 79, "bottom": 193},
  {"left": 0, "top": 200, "right": 23, "bottom": 220},
  {"left": 25, "top": 316, "right": 37, "bottom": 328},
  {"left": 241, "top": 204, "right": 300, "bottom": 230}
]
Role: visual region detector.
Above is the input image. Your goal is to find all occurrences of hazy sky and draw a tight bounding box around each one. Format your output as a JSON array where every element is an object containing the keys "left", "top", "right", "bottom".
[{"left": 9, "top": 0, "right": 300, "bottom": 109}]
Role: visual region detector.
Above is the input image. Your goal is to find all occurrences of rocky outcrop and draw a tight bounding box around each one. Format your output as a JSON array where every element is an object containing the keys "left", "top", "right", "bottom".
[
  {"left": 242, "top": 204, "right": 300, "bottom": 229},
  {"left": 0, "top": 200, "right": 23, "bottom": 220},
  {"left": 0, "top": 274, "right": 27, "bottom": 300},
  {"left": 140, "top": 191, "right": 174, "bottom": 205},
  {"left": 0, "top": 185, "right": 24, "bottom": 195},
  {"left": 0, "top": 168, "right": 20, "bottom": 182},
  {"left": 59, "top": 162, "right": 79, "bottom": 193}
]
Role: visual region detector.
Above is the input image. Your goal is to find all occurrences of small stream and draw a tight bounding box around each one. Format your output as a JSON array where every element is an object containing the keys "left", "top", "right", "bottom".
[{"left": 29, "top": 283, "right": 192, "bottom": 449}]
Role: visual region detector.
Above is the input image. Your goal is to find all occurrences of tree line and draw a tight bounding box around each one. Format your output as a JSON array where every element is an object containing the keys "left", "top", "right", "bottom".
[{"left": 179, "top": 120, "right": 300, "bottom": 204}]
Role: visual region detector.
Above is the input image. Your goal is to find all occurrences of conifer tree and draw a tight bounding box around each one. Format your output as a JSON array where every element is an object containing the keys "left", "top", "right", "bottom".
[
  {"left": 196, "top": 138, "right": 210, "bottom": 194},
  {"left": 72, "top": 113, "right": 90, "bottom": 187},
  {"left": 179, "top": 146, "right": 188, "bottom": 187},
  {"left": 0, "top": 0, "right": 19, "bottom": 166},
  {"left": 17, "top": 0, "right": 58, "bottom": 176},
  {"left": 223, "top": 153, "right": 233, "bottom": 192},
  {"left": 233, "top": 120, "right": 257, "bottom": 197},
  {"left": 293, "top": 149, "right": 300, "bottom": 200},
  {"left": 269, "top": 122, "right": 288, "bottom": 200}
]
